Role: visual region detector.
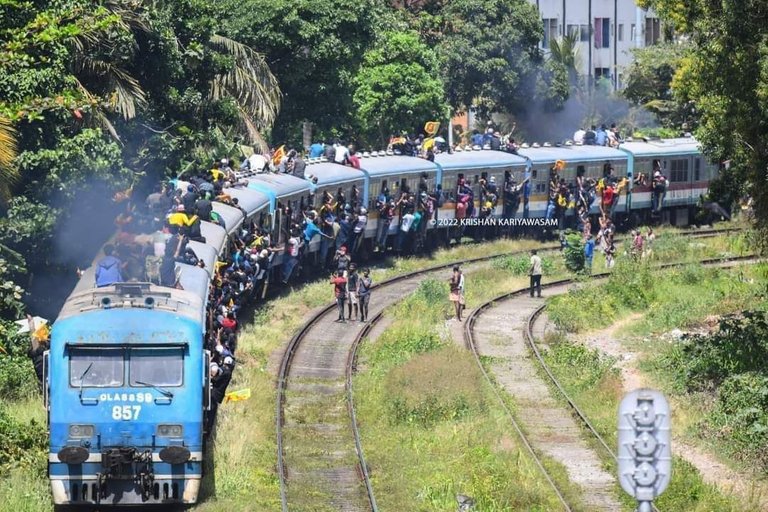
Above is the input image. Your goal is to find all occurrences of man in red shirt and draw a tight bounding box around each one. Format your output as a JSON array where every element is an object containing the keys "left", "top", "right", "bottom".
[{"left": 330, "top": 270, "right": 348, "bottom": 323}]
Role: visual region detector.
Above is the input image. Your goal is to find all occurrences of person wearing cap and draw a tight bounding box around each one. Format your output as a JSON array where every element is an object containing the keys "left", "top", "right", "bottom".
[
  {"left": 334, "top": 245, "right": 351, "bottom": 274},
  {"left": 357, "top": 269, "right": 372, "bottom": 322},
  {"left": 330, "top": 270, "right": 348, "bottom": 322}
]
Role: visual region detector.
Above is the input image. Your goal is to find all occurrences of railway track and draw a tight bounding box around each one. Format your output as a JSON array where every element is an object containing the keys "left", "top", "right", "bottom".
[
  {"left": 464, "top": 254, "right": 759, "bottom": 511},
  {"left": 275, "top": 226, "right": 743, "bottom": 511}
]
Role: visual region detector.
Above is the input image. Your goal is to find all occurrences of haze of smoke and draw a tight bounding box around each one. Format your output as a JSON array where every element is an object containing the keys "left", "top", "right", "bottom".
[{"left": 26, "top": 181, "right": 123, "bottom": 319}]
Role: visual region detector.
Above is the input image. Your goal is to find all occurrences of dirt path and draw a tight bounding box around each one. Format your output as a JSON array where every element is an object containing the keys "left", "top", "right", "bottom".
[
  {"left": 573, "top": 317, "right": 768, "bottom": 509},
  {"left": 468, "top": 284, "right": 622, "bottom": 512}
]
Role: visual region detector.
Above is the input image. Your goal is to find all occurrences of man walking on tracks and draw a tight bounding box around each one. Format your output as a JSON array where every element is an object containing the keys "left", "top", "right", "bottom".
[{"left": 529, "top": 249, "right": 542, "bottom": 298}]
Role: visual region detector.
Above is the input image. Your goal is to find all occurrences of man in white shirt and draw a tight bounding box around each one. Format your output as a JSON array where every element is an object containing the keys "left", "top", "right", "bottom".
[
  {"left": 334, "top": 143, "right": 350, "bottom": 165},
  {"left": 529, "top": 249, "right": 542, "bottom": 298},
  {"left": 573, "top": 127, "right": 586, "bottom": 144},
  {"left": 247, "top": 153, "right": 269, "bottom": 173}
]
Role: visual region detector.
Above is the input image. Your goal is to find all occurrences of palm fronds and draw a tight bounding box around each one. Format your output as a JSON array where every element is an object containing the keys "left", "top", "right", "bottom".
[
  {"left": 209, "top": 34, "right": 281, "bottom": 136},
  {"left": 0, "top": 118, "right": 19, "bottom": 201}
]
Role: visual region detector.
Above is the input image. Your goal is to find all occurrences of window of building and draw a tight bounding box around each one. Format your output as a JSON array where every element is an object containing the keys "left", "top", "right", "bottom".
[
  {"left": 631, "top": 24, "right": 637, "bottom": 42},
  {"left": 566, "top": 24, "right": 591, "bottom": 42},
  {"left": 542, "top": 18, "right": 558, "bottom": 49},
  {"left": 618, "top": 24, "right": 624, "bottom": 42},
  {"left": 670, "top": 158, "right": 689, "bottom": 182},
  {"left": 595, "top": 68, "right": 611, "bottom": 82},
  {"left": 645, "top": 17, "right": 662, "bottom": 45},
  {"left": 594, "top": 18, "right": 610, "bottom": 48}
]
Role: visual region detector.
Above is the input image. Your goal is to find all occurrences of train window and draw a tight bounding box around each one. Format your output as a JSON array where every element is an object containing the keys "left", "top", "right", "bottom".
[
  {"left": 129, "top": 347, "right": 183, "bottom": 387},
  {"left": 670, "top": 159, "right": 689, "bottom": 182},
  {"left": 694, "top": 158, "right": 701, "bottom": 181},
  {"left": 532, "top": 169, "right": 538, "bottom": 179},
  {"left": 70, "top": 348, "right": 124, "bottom": 388}
]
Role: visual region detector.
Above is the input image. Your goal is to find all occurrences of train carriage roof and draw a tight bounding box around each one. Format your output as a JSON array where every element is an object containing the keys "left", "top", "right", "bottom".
[
  {"left": 224, "top": 186, "right": 270, "bottom": 217},
  {"left": 247, "top": 173, "right": 313, "bottom": 198},
  {"left": 211, "top": 202, "right": 243, "bottom": 235},
  {"left": 358, "top": 155, "right": 439, "bottom": 177},
  {"left": 186, "top": 240, "right": 217, "bottom": 277},
  {"left": 518, "top": 145, "right": 628, "bottom": 165},
  {"left": 619, "top": 138, "right": 702, "bottom": 157},
  {"left": 434, "top": 150, "right": 527, "bottom": 170},
  {"left": 200, "top": 221, "right": 227, "bottom": 254},
  {"left": 308, "top": 162, "right": 366, "bottom": 186}
]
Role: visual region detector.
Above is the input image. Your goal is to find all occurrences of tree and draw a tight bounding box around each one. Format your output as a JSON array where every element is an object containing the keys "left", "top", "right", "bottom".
[
  {"left": 622, "top": 43, "right": 695, "bottom": 129},
  {"left": 410, "top": 0, "right": 568, "bottom": 117},
  {"left": 352, "top": 31, "right": 447, "bottom": 146},
  {"left": 0, "top": 118, "right": 18, "bottom": 201},
  {"left": 639, "top": 0, "right": 768, "bottom": 232},
  {"left": 221, "top": 0, "right": 382, "bottom": 144},
  {"left": 549, "top": 34, "right": 581, "bottom": 91}
]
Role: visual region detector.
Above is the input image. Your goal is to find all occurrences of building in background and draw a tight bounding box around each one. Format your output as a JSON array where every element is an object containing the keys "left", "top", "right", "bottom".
[{"left": 531, "top": 0, "right": 664, "bottom": 90}]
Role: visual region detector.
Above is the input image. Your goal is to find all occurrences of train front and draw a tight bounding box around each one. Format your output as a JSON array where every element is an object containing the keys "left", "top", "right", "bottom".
[{"left": 48, "top": 297, "right": 207, "bottom": 507}]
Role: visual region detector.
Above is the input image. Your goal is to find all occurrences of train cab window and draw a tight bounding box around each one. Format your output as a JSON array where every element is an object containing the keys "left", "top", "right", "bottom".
[
  {"left": 70, "top": 348, "right": 124, "bottom": 387},
  {"left": 129, "top": 347, "right": 183, "bottom": 387},
  {"left": 694, "top": 158, "right": 701, "bottom": 181}
]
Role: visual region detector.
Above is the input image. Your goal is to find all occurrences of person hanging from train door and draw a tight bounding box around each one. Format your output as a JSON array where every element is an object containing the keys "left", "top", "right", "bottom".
[
  {"left": 546, "top": 160, "right": 564, "bottom": 220},
  {"left": 652, "top": 159, "right": 668, "bottom": 214},
  {"left": 575, "top": 165, "right": 588, "bottom": 210}
]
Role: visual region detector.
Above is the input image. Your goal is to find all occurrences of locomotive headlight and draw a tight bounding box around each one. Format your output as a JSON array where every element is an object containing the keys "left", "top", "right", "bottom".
[
  {"left": 68, "top": 424, "right": 95, "bottom": 438},
  {"left": 157, "top": 424, "right": 183, "bottom": 437}
]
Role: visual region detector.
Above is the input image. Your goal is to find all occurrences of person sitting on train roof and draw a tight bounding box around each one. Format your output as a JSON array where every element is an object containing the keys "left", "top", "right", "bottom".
[
  {"left": 471, "top": 130, "right": 484, "bottom": 147},
  {"left": 596, "top": 124, "right": 608, "bottom": 146},
  {"left": 584, "top": 125, "right": 597, "bottom": 145},
  {"left": 309, "top": 140, "right": 325, "bottom": 159},
  {"left": 95, "top": 244, "right": 123, "bottom": 287},
  {"left": 334, "top": 142, "right": 350, "bottom": 165},
  {"left": 573, "top": 127, "right": 586, "bottom": 144},
  {"left": 347, "top": 145, "right": 361, "bottom": 169}
]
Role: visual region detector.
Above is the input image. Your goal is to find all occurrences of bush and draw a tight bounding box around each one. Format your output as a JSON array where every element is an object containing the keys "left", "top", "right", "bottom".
[
  {"left": 562, "top": 231, "right": 585, "bottom": 274},
  {"left": 0, "top": 405, "right": 47, "bottom": 473},
  {"left": 384, "top": 348, "right": 486, "bottom": 426},
  {"left": 678, "top": 310, "right": 768, "bottom": 391},
  {"left": 492, "top": 254, "right": 554, "bottom": 275},
  {"left": 607, "top": 260, "right": 657, "bottom": 309},
  {"left": 547, "top": 284, "right": 620, "bottom": 332},
  {"left": 703, "top": 372, "right": 768, "bottom": 468}
]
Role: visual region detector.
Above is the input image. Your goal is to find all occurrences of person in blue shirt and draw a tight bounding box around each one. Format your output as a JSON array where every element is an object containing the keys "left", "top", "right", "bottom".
[
  {"left": 595, "top": 125, "right": 608, "bottom": 146},
  {"left": 303, "top": 211, "right": 332, "bottom": 244},
  {"left": 309, "top": 142, "right": 325, "bottom": 158},
  {"left": 584, "top": 234, "right": 595, "bottom": 273},
  {"left": 95, "top": 244, "right": 123, "bottom": 287},
  {"left": 470, "top": 130, "right": 484, "bottom": 147}
]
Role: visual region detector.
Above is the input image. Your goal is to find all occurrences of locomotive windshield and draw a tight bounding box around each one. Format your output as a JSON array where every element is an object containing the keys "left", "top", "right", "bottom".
[
  {"left": 69, "top": 348, "right": 124, "bottom": 387},
  {"left": 129, "top": 347, "right": 184, "bottom": 387}
]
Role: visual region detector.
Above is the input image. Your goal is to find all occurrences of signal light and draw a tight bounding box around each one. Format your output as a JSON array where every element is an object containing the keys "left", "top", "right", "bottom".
[{"left": 618, "top": 389, "right": 672, "bottom": 512}]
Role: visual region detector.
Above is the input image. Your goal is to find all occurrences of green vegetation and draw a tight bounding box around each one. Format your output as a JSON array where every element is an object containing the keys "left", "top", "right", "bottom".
[
  {"left": 540, "top": 333, "right": 751, "bottom": 511},
  {"left": 639, "top": 0, "right": 768, "bottom": 231},
  {"left": 354, "top": 277, "right": 579, "bottom": 511},
  {"left": 548, "top": 231, "right": 753, "bottom": 333},
  {"left": 655, "top": 310, "right": 768, "bottom": 471}
]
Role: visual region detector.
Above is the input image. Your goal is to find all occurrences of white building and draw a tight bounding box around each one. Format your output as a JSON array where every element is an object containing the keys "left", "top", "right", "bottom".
[{"left": 531, "top": 0, "right": 664, "bottom": 90}]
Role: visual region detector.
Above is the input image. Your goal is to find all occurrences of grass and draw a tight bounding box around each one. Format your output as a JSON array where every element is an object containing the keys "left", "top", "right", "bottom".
[
  {"left": 0, "top": 224, "right": 744, "bottom": 511},
  {"left": 540, "top": 333, "right": 753, "bottom": 511},
  {"left": 354, "top": 276, "right": 586, "bottom": 511}
]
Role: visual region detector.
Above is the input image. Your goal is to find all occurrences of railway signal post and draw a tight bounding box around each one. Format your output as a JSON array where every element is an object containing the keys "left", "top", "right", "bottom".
[{"left": 618, "top": 389, "right": 672, "bottom": 512}]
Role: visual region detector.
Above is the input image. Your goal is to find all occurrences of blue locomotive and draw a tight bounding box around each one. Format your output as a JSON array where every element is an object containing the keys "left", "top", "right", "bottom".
[{"left": 44, "top": 137, "right": 719, "bottom": 507}]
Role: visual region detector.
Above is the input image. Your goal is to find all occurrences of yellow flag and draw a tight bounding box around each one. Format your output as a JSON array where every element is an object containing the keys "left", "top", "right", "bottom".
[
  {"left": 224, "top": 388, "right": 251, "bottom": 403},
  {"left": 424, "top": 121, "right": 440, "bottom": 136},
  {"left": 422, "top": 137, "right": 436, "bottom": 152},
  {"left": 33, "top": 323, "right": 50, "bottom": 342},
  {"left": 272, "top": 145, "right": 286, "bottom": 166}
]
